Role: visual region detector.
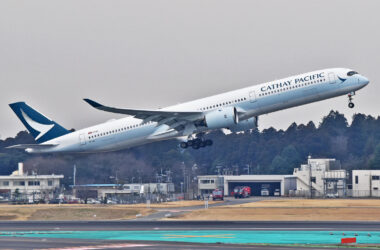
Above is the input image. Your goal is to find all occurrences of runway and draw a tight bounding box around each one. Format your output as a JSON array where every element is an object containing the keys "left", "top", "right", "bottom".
[
  {"left": 0, "top": 237, "right": 339, "bottom": 250},
  {"left": 0, "top": 220, "right": 380, "bottom": 231},
  {"left": 1, "top": 221, "right": 380, "bottom": 249}
]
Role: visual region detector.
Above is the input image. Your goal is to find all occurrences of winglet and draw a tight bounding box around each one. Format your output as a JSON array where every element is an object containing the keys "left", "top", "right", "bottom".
[{"left": 83, "top": 98, "right": 103, "bottom": 108}]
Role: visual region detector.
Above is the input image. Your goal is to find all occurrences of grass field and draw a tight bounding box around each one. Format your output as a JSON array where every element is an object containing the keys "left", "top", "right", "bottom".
[
  {"left": 121, "top": 200, "right": 221, "bottom": 208},
  {"left": 0, "top": 200, "right": 218, "bottom": 220},
  {"left": 2, "top": 199, "right": 380, "bottom": 221},
  {"left": 227, "top": 199, "right": 380, "bottom": 208},
  {"left": 0, "top": 204, "right": 154, "bottom": 220},
  {"left": 168, "top": 199, "right": 380, "bottom": 221}
]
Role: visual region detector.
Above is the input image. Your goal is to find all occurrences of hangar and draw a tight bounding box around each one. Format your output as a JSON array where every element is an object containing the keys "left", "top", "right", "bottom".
[
  {"left": 198, "top": 174, "right": 295, "bottom": 196},
  {"left": 223, "top": 175, "right": 292, "bottom": 196}
]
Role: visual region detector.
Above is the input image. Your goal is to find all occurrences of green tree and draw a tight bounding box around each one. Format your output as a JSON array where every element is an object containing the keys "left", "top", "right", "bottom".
[{"left": 369, "top": 143, "right": 380, "bottom": 170}]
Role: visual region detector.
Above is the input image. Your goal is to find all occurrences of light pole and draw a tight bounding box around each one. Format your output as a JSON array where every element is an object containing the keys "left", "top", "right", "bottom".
[{"left": 73, "top": 165, "right": 76, "bottom": 186}]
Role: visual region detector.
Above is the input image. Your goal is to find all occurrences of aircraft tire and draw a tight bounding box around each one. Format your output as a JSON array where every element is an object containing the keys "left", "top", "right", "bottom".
[
  {"left": 206, "top": 139, "right": 213, "bottom": 146},
  {"left": 180, "top": 142, "right": 188, "bottom": 149},
  {"left": 348, "top": 102, "right": 355, "bottom": 108}
]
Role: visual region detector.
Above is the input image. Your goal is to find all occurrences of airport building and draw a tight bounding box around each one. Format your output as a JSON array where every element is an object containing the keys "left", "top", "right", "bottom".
[
  {"left": 197, "top": 158, "right": 352, "bottom": 198},
  {"left": 73, "top": 182, "right": 175, "bottom": 201},
  {"left": 198, "top": 174, "right": 295, "bottom": 196},
  {"left": 0, "top": 163, "right": 64, "bottom": 203},
  {"left": 352, "top": 170, "right": 380, "bottom": 197},
  {"left": 292, "top": 158, "right": 347, "bottom": 198}
]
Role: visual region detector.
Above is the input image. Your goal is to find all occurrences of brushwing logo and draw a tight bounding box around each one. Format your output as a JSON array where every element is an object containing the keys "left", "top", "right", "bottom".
[
  {"left": 20, "top": 109, "right": 54, "bottom": 140},
  {"left": 338, "top": 76, "right": 347, "bottom": 83}
]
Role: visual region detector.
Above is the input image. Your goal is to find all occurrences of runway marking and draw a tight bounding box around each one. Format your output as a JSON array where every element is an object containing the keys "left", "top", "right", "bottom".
[
  {"left": 41, "top": 243, "right": 151, "bottom": 250},
  {"left": 163, "top": 234, "right": 235, "bottom": 239},
  {"left": 3, "top": 230, "right": 380, "bottom": 244}
]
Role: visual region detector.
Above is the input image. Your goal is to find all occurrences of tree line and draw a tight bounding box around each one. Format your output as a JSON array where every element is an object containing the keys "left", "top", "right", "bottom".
[{"left": 1, "top": 110, "right": 380, "bottom": 188}]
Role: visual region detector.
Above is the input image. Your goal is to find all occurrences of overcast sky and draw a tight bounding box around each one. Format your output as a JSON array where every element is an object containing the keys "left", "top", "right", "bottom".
[{"left": 1, "top": 0, "right": 379, "bottom": 139}]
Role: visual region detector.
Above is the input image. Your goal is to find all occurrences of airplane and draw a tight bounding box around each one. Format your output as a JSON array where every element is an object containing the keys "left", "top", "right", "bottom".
[{"left": 8, "top": 68, "right": 369, "bottom": 153}]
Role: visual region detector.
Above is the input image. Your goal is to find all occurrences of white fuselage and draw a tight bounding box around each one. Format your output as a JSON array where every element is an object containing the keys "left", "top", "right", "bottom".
[{"left": 32, "top": 68, "right": 369, "bottom": 153}]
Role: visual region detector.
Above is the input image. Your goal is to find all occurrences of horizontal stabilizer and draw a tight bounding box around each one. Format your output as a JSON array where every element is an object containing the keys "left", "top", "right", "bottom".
[{"left": 6, "top": 144, "right": 58, "bottom": 149}]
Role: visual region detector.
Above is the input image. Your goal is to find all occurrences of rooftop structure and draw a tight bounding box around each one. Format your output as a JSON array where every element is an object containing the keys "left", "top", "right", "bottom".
[{"left": 0, "top": 163, "right": 64, "bottom": 202}]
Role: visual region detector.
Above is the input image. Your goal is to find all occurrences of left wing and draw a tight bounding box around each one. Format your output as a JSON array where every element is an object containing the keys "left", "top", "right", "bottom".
[{"left": 83, "top": 99, "right": 204, "bottom": 130}]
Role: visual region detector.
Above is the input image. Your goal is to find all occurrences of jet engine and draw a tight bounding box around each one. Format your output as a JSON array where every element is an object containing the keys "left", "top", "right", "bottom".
[
  {"left": 204, "top": 107, "right": 238, "bottom": 129},
  {"left": 228, "top": 116, "right": 258, "bottom": 133}
]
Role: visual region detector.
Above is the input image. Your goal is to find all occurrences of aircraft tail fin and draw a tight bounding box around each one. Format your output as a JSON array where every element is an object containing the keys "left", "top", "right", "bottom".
[{"left": 9, "top": 102, "right": 71, "bottom": 143}]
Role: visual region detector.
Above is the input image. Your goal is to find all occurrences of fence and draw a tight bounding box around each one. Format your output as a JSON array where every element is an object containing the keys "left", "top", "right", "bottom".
[{"left": 288, "top": 189, "right": 380, "bottom": 198}]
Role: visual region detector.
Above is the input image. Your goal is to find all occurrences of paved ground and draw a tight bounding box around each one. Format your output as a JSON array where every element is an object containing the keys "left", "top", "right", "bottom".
[
  {"left": 1, "top": 221, "right": 380, "bottom": 249},
  {"left": 135, "top": 196, "right": 262, "bottom": 221},
  {"left": 1, "top": 220, "right": 380, "bottom": 231},
  {"left": 2, "top": 198, "right": 380, "bottom": 249},
  {"left": 0, "top": 237, "right": 356, "bottom": 250}
]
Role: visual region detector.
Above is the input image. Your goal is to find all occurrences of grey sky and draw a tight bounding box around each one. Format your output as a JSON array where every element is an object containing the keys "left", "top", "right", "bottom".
[{"left": 1, "top": 0, "right": 379, "bottom": 139}]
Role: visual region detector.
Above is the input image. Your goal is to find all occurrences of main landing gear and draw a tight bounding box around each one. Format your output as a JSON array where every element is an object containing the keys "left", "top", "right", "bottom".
[
  {"left": 180, "top": 138, "right": 213, "bottom": 150},
  {"left": 348, "top": 92, "right": 355, "bottom": 109}
]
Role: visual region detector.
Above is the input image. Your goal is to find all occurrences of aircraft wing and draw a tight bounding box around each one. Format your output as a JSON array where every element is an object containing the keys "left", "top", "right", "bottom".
[
  {"left": 83, "top": 99, "right": 204, "bottom": 129},
  {"left": 6, "top": 144, "right": 58, "bottom": 149}
]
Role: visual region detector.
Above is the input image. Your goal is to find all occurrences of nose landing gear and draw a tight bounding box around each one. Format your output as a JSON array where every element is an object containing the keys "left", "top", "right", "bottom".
[{"left": 348, "top": 92, "right": 355, "bottom": 109}]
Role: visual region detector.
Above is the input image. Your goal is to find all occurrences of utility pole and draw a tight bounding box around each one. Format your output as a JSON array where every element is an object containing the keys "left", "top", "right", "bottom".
[
  {"left": 244, "top": 164, "right": 250, "bottom": 175},
  {"left": 181, "top": 162, "right": 187, "bottom": 199},
  {"left": 73, "top": 165, "right": 76, "bottom": 186},
  {"left": 308, "top": 156, "right": 313, "bottom": 199}
]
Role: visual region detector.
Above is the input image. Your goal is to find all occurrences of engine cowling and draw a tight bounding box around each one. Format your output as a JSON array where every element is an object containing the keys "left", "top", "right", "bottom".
[
  {"left": 204, "top": 107, "right": 238, "bottom": 129},
  {"left": 228, "top": 116, "right": 258, "bottom": 133}
]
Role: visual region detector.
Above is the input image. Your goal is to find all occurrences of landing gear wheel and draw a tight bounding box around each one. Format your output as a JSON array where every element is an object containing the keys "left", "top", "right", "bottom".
[
  {"left": 192, "top": 143, "right": 200, "bottom": 150},
  {"left": 199, "top": 141, "right": 206, "bottom": 148},
  {"left": 180, "top": 142, "right": 188, "bottom": 149},
  {"left": 348, "top": 92, "right": 355, "bottom": 109},
  {"left": 205, "top": 139, "right": 213, "bottom": 146}
]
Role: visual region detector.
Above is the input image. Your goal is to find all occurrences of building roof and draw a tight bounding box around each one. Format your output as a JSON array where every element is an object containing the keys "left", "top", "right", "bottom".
[
  {"left": 71, "top": 184, "right": 119, "bottom": 188},
  {"left": 0, "top": 175, "right": 64, "bottom": 180}
]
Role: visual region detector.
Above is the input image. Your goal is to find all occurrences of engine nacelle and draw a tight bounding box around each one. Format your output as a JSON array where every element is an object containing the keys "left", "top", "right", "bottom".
[
  {"left": 228, "top": 116, "right": 258, "bottom": 133},
  {"left": 204, "top": 107, "right": 238, "bottom": 129}
]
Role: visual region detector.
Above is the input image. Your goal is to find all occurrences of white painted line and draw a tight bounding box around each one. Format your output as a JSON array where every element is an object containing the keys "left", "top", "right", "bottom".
[{"left": 42, "top": 243, "right": 151, "bottom": 250}]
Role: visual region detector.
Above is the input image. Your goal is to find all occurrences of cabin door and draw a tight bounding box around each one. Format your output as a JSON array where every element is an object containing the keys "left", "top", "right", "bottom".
[
  {"left": 328, "top": 72, "right": 336, "bottom": 84},
  {"left": 79, "top": 134, "right": 86, "bottom": 145},
  {"left": 249, "top": 91, "right": 257, "bottom": 103}
]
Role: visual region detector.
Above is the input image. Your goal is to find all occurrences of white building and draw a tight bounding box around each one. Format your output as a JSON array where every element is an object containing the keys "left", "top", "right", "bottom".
[
  {"left": 73, "top": 182, "right": 175, "bottom": 200},
  {"left": 293, "top": 158, "right": 347, "bottom": 197},
  {"left": 0, "top": 163, "right": 64, "bottom": 202},
  {"left": 197, "top": 175, "right": 224, "bottom": 195},
  {"left": 352, "top": 170, "right": 380, "bottom": 197},
  {"left": 198, "top": 174, "right": 294, "bottom": 196}
]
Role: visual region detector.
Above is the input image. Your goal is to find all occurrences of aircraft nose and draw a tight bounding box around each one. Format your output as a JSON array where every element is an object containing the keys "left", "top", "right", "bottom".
[{"left": 359, "top": 75, "right": 369, "bottom": 85}]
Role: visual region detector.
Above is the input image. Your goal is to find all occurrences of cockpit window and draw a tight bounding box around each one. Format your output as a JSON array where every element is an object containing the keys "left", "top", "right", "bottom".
[{"left": 347, "top": 71, "right": 358, "bottom": 76}]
